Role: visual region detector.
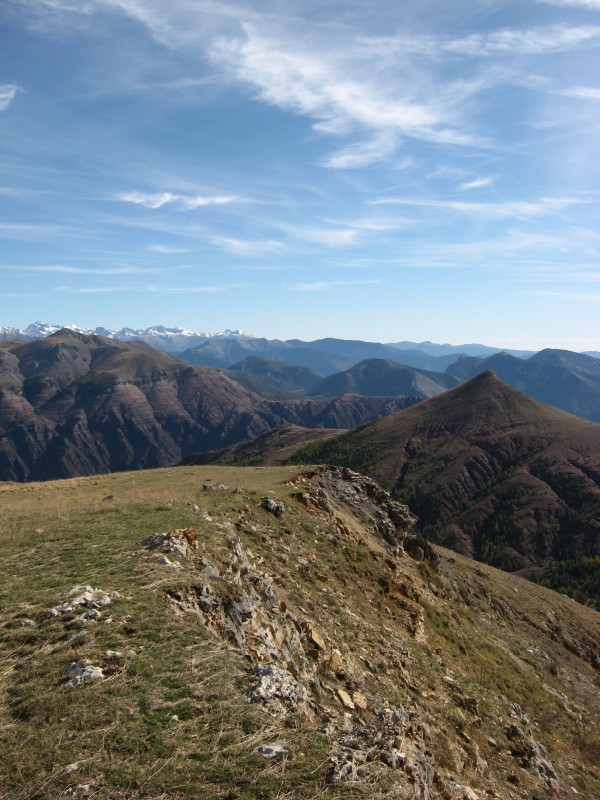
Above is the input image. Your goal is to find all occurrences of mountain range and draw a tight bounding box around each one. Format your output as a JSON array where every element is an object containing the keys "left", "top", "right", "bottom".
[
  {"left": 5, "top": 325, "right": 600, "bottom": 420},
  {"left": 0, "top": 330, "right": 418, "bottom": 481},
  {"left": 0, "top": 322, "right": 249, "bottom": 354},
  {"left": 224, "top": 348, "right": 600, "bottom": 424},
  {"left": 0, "top": 321, "right": 556, "bottom": 360},
  {"left": 226, "top": 356, "right": 458, "bottom": 400}
]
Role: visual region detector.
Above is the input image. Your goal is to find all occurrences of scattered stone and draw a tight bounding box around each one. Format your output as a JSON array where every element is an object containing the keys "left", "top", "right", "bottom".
[
  {"left": 256, "top": 742, "right": 289, "bottom": 759},
  {"left": 20, "top": 618, "right": 36, "bottom": 627},
  {"left": 308, "top": 628, "right": 326, "bottom": 651},
  {"left": 66, "top": 609, "right": 102, "bottom": 628},
  {"left": 64, "top": 660, "right": 104, "bottom": 686},
  {"left": 103, "top": 649, "right": 135, "bottom": 660},
  {"left": 65, "top": 785, "right": 91, "bottom": 797},
  {"left": 52, "top": 629, "right": 88, "bottom": 651},
  {"left": 352, "top": 691, "right": 368, "bottom": 712},
  {"left": 328, "top": 752, "right": 357, "bottom": 783},
  {"left": 337, "top": 689, "right": 355, "bottom": 710},
  {"left": 288, "top": 466, "right": 417, "bottom": 551},
  {"left": 261, "top": 496, "right": 286, "bottom": 518},
  {"left": 196, "top": 556, "right": 220, "bottom": 578},
  {"left": 247, "top": 665, "right": 309, "bottom": 714},
  {"left": 48, "top": 586, "right": 121, "bottom": 617},
  {"left": 505, "top": 723, "right": 558, "bottom": 786},
  {"left": 203, "top": 482, "right": 229, "bottom": 492},
  {"left": 463, "top": 788, "right": 480, "bottom": 800},
  {"left": 156, "top": 554, "right": 181, "bottom": 569},
  {"left": 140, "top": 528, "right": 198, "bottom": 558},
  {"left": 329, "top": 650, "right": 344, "bottom": 675},
  {"left": 64, "top": 763, "right": 79, "bottom": 774}
]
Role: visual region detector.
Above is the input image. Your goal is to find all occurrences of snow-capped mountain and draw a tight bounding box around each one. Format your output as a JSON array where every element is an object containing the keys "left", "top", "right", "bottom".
[{"left": 0, "top": 322, "right": 250, "bottom": 354}]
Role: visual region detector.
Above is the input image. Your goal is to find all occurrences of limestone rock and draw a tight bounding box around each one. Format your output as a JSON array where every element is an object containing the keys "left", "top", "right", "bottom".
[
  {"left": 256, "top": 742, "right": 289, "bottom": 759},
  {"left": 48, "top": 586, "right": 121, "bottom": 617},
  {"left": 261, "top": 496, "right": 286, "bottom": 518},
  {"left": 156, "top": 554, "right": 181, "bottom": 568},
  {"left": 247, "top": 665, "right": 308, "bottom": 713},
  {"left": 308, "top": 628, "right": 326, "bottom": 651},
  {"left": 140, "top": 528, "right": 198, "bottom": 558},
  {"left": 337, "top": 689, "right": 355, "bottom": 710},
  {"left": 64, "top": 660, "right": 104, "bottom": 686}
]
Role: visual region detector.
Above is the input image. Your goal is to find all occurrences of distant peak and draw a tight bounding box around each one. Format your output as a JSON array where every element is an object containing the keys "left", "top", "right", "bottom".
[{"left": 477, "top": 369, "right": 499, "bottom": 380}]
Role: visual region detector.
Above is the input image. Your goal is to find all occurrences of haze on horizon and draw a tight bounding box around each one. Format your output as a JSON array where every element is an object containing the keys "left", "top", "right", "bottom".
[{"left": 1, "top": 0, "right": 599, "bottom": 352}]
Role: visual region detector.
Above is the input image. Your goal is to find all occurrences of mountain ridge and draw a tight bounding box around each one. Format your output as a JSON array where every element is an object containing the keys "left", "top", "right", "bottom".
[
  {"left": 1, "top": 463, "right": 599, "bottom": 799},
  {"left": 284, "top": 372, "right": 600, "bottom": 586},
  {"left": 447, "top": 349, "right": 600, "bottom": 422}
]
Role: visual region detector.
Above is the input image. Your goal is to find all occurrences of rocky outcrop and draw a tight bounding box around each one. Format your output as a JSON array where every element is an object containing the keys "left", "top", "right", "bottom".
[
  {"left": 147, "top": 470, "right": 471, "bottom": 799},
  {"left": 289, "top": 466, "right": 419, "bottom": 552}
]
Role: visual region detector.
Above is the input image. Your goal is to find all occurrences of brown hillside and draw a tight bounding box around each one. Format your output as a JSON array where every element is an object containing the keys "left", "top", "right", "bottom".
[
  {"left": 291, "top": 372, "right": 600, "bottom": 572},
  {"left": 0, "top": 331, "right": 416, "bottom": 482}
]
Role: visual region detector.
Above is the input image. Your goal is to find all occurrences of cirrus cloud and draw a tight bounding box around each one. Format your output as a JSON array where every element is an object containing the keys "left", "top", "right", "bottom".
[
  {"left": 0, "top": 84, "right": 18, "bottom": 111},
  {"left": 118, "top": 191, "right": 238, "bottom": 209}
]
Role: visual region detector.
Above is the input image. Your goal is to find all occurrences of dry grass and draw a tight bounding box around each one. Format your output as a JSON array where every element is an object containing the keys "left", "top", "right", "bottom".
[{"left": 0, "top": 464, "right": 599, "bottom": 799}]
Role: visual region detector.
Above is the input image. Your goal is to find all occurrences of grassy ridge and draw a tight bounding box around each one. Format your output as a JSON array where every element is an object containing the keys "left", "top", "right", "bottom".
[{"left": 1, "top": 465, "right": 600, "bottom": 799}]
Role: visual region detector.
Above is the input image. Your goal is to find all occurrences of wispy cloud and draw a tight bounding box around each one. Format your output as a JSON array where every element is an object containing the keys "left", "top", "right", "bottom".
[
  {"left": 0, "top": 292, "right": 46, "bottom": 298},
  {"left": 555, "top": 86, "right": 600, "bottom": 100},
  {"left": 361, "top": 24, "right": 600, "bottom": 58},
  {"left": 209, "top": 25, "right": 477, "bottom": 166},
  {"left": 118, "top": 191, "right": 237, "bottom": 210},
  {"left": 442, "top": 25, "right": 600, "bottom": 56},
  {"left": 458, "top": 177, "right": 494, "bottom": 191},
  {"left": 0, "top": 84, "right": 18, "bottom": 111},
  {"left": 6, "top": 264, "right": 161, "bottom": 274},
  {"left": 371, "top": 196, "right": 585, "bottom": 220},
  {"left": 321, "top": 134, "right": 398, "bottom": 170},
  {"left": 294, "top": 227, "right": 360, "bottom": 248},
  {"left": 210, "top": 236, "right": 285, "bottom": 256},
  {"left": 293, "top": 279, "right": 382, "bottom": 292},
  {"left": 0, "top": 222, "right": 91, "bottom": 239},
  {"left": 56, "top": 283, "right": 226, "bottom": 294},
  {"left": 157, "top": 285, "right": 226, "bottom": 294},
  {"left": 147, "top": 244, "right": 192, "bottom": 254},
  {"left": 537, "top": 0, "right": 600, "bottom": 9}
]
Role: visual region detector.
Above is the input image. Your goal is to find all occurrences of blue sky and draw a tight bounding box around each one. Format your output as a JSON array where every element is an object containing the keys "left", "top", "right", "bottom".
[{"left": 1, "top": 0, "right": 599, "bottom": 349}]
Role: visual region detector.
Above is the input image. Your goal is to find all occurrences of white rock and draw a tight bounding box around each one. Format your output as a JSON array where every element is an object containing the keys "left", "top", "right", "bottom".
[
  {"left": 64, "top": 660, "right": 104, "bottom": 686},
  {"left": 257, "top": 743, "right": 289, "bottom": 759},
  {"left": 156, "top": 555, "right": 181, "bottom": 569}
]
